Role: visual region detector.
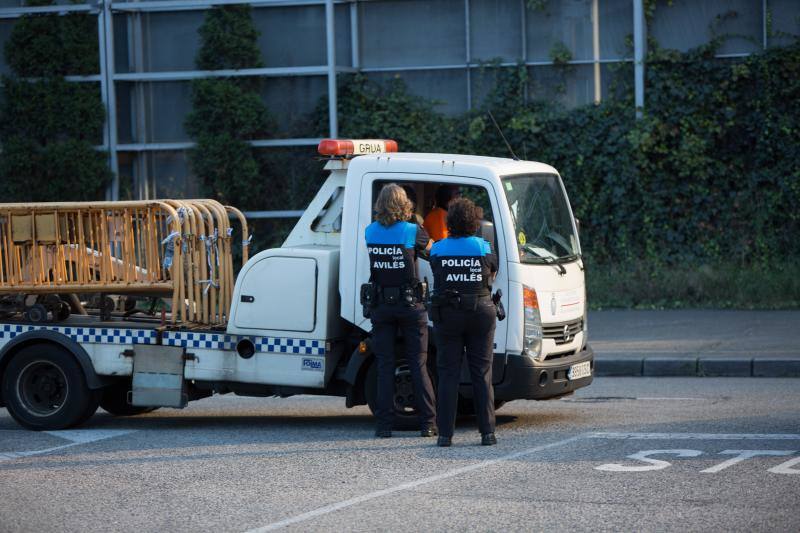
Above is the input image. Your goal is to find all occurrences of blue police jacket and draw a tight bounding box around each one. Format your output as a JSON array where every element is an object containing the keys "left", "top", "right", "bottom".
[
  {"left": 365, "top": 220, "right": 429, "bottom": 287},
  {"left": 430, "top": 235, "right": 497, "bottom": 296}
]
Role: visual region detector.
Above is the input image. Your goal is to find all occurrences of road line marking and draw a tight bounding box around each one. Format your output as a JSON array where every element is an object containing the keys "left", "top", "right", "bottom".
[
  {"left": 596, "top": 449, "right": 704, "bottom": 472},
  {"left": 699, "top": 450, "right": 796, "bottom": 473},
  {"left": 45, "top": 429, "right": 134, "bottom": 444},
  {"left": 0, "top": 429, "right": 135, "bottom": 462},
  {"left": 244, "top": 435, "right": 585, "bottom": 532},
  {"left": 588, "top": 432, "right": 800, "bottom": 440},
  {"left": 768, "top": 456, "right": 800, "bottom": 474}
]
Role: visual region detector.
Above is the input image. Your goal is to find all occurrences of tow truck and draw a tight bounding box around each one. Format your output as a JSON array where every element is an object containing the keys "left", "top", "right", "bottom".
[{"left": 0, "top": 139, "right": 593, "bottom": 430}]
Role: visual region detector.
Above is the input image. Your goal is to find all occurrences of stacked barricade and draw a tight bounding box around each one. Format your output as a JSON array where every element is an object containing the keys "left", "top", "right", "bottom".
[{"left": 0, "top": 200, "right": 248, "bottom": 326}]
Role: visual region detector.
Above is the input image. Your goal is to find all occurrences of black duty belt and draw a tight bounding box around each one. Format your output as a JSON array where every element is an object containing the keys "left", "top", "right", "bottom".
[
  {"left": 431, "top": 291, "right": 491, "bottom": 311},
  {"left": 377, "top": 285, "right": 423, "bottom": 305}
]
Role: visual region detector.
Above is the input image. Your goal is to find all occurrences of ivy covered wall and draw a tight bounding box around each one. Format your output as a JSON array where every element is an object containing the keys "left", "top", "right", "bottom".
[
  {"left": 0, "top": 0, "right": 111, "bottom": 202},
  {"left": 317, "top": 41, "right": 800, "bottom": 271}
]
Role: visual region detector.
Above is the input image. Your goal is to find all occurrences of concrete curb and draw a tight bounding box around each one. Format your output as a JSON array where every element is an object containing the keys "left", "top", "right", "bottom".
[{"left": 595, "top": 357, "right": 800, "bottom": 377}]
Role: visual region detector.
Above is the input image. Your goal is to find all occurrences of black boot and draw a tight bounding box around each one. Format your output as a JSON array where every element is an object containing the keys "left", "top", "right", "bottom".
[
  {"left": 437, "top": 436, "right": 452, "bottom": 447},
  {"left": 421, "top": 426, "right": 438, "bottom": 437},
  {"left": 481, "top": 433, "right": 497, "bottom": 446}
]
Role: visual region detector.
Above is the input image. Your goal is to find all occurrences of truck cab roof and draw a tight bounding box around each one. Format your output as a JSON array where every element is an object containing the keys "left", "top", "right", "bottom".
[{"left": 345, "top": 153, "right": 560, "bottom": 181}]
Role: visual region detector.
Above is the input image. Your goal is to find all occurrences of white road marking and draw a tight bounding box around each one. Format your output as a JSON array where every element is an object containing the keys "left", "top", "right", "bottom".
[
  {"left": 244, "top": 435, "right": 584, "bottom": 532},
  {"left": 700, "top": 450, "right": 797, "bottom": 473},
  {"left": 0, "top": 429, "right": 135, "bottom": 462},
  {"left": 596, "top": 449, "right": 703, "bottom": 472},
  {"left": 768, "top": 456, "right": 800, "bottom": 474},
  {"left": 245, "top": 432, "right": 800, "bottom": 531},
  {"left": 589, "top": 432, "right": 800, "bottom": 440}
]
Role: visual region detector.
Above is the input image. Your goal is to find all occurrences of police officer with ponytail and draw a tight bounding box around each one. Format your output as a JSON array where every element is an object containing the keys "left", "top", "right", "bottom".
[
  {"left": 429, "top": 197, "right": 499, "bottom": 447},
  {"left": 363, "top": 184, "right": 437, "bottom": 438}
]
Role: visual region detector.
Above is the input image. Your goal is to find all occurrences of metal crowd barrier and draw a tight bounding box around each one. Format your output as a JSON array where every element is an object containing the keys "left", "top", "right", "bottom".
[{"left": 0, "top": 200, "right": 248, "bottom": 326}]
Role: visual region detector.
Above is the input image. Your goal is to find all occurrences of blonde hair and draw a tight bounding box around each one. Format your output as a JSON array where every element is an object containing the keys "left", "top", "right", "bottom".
[{"left": 374, "top": 183, "right": 413, "bottom": 227}]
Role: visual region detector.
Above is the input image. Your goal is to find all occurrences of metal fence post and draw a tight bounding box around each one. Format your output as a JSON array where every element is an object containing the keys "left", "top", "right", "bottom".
[
  {"left": 633, "top": 0, "right": 646, "bottom": 118},
  {"left": 592, "top": 0, "right": 601, "bottom": 104},
  {"left": 100, "top": 0, "right": 120, "bottom": 199},
  {"left": 325, "top": 0, "right": 338, "bottom": 138},
  {"left": 350, "top": 1, "right": 359, "bottom": 69}
]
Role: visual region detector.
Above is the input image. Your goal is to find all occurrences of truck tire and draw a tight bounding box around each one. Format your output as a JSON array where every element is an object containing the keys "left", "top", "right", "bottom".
[
  {"left": 99, "top": 381, "right": 156, "bottom": 416},
  {"left": 364, "top": 359, "right": 425, "bottom": 431},
  {"left": 76, "top": 390, "right": 102, "bottom": 426},
  {"left": 1, "top": 344, "right": 96, "bottom": 430}
]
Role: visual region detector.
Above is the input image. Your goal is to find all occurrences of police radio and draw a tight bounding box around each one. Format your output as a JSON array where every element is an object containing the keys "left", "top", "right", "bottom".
[{"left": 360, "top": 283, "right": 376, "bottom": 318}]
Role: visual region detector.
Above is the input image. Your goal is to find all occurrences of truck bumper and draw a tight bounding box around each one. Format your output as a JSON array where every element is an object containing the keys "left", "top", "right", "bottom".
[{"left": 492, "top": 345, "right": 594, "bottom": 401}]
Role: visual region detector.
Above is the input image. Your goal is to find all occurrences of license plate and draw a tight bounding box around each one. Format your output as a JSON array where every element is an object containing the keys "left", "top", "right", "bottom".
[{"left": 568, "top": 361, "right": 591, "bottom": 380}]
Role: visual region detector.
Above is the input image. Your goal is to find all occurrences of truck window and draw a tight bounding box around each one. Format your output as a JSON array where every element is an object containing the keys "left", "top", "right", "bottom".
[
  {"left": 371, "top": 181, "right": 494, "bottom": 224},
  {"left": 371, "top": 180, "right": 498, "bottom": 256},
  {"left": 502, "top": 173, "right": 579, "bottom": 263}
]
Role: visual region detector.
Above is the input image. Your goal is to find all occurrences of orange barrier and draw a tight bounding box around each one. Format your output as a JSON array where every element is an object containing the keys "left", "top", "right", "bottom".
[{"left": 0, "top": 200, "right": 248, "bottom": 325}]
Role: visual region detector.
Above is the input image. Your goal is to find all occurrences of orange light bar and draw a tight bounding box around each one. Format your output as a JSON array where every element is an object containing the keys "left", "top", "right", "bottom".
[
  {"left": 318, "top": 139, "right": 399, "bottom": 157},
  {"left": 523, "top": 286, "right": 539, "bottom": 309}
]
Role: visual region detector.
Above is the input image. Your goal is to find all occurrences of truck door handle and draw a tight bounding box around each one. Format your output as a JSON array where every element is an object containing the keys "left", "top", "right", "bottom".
[{"left": 241, "top": 295, "right": 255, "bottom": 303}]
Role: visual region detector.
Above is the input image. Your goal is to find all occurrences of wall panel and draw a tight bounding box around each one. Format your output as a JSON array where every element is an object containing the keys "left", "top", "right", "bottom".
[
  {"left": 526, "top": 0, "right": 593, "bottom": 62},
  {"left": 360, "top": 0, "right": 466, "bottom": 68}
]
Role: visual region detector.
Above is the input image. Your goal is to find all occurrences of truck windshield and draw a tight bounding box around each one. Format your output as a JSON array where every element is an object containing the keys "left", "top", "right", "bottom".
[{"left": 502, "top": 173, "right": 580, "bottom": 264}]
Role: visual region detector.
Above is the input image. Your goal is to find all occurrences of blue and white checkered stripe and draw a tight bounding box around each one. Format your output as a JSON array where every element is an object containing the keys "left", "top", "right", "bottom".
[
  {"left": 254, "top": 337, "right": 324, "bottom": 355},
  {"left": 0, "top": 324, "right": 157, "bottom": 345},
  {"left": 162, "top": 331, "right": 325, "bottom": 356},
  {"left": 163, "top": 331, "right": 236, "bottom": 350}
]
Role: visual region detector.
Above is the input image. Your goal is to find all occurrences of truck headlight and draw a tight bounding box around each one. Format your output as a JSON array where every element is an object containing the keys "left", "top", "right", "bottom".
[{"left": 523, "top": 285, "right": 543, "bottom": 360}]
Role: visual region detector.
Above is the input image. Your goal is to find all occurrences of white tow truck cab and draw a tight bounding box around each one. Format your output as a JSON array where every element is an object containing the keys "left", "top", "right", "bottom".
[{"left": 0, "top": 139, "right": 593, "bottom": 431}]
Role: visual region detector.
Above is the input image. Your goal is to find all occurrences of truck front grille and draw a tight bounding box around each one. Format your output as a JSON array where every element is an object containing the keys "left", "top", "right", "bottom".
[{"left": 542, "top": 318, "right": 583, "bottom": 345}]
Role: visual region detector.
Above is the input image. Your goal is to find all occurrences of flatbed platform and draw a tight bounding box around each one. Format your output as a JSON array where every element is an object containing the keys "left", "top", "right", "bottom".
[{"left": 0, "top": 313, "right": 228, "bottom": 334}]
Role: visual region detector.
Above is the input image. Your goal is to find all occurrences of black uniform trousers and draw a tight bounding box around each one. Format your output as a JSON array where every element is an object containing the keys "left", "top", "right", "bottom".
[
  {"left": 434, "top": 297, "right": 497, "bottom": 438},
  {"left": 371, "top": 302, "right": 436, "bottom": 430}
]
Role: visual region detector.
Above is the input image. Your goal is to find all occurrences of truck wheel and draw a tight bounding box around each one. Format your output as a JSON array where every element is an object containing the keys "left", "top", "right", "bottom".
[
  {"left": 99, "top": 381, "right": 156, "bottom": 416},
  {"left": 364, "top": 359, "right": 424, "bottom": 431},
  {"left": 75, "top": 390, "right": 101, "bottom": 426},
  {"left": 0, "top": 345, "right": 95, "bottom": 430}
]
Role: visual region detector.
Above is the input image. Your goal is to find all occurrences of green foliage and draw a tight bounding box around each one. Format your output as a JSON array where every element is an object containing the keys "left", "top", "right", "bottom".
[
  {"left": 548, "top": 42, "right": 573, "bottom": 66},
  {"left": 321, "top": 41, "right": 800, "bottom": 308},
  {"left": 195, "top": 4, "right": 263, "bottom": 71},
  {"left": 189, "top": 133, "right": 260, "bottom": 205},
  {"left": 315, "top": 74, "right": 460, "bottom": 153},
  {"left": 186, "top": 6, "right": 324, "bottom": 250},
  {"left": 0, "top": 0, "right": 110, "bottom": 202},
  {"left": 0, "top": 138, "right": 114, "bottom": 202},
  {"left": 4, "top": 1, "right": 98, "bottom": 76},
  {"left": 589, "top": 261, "right": 800, "bottom": 310},
  {"left": 0, "top": 77, "right": 104, "bottom": 144},
  {"left": 186, "top": 79, "right": 270, "bottom": 139},
  {"left": 186, "top": 5, "right": 269, "bottom": 208},
  {"left": 525, "top": 0, "right": 548, "bottom": 12}
]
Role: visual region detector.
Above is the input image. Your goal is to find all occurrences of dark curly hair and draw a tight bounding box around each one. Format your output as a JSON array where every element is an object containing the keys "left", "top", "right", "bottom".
[{"left": 446, "top": 197, "right": 483, "bottom": 237}]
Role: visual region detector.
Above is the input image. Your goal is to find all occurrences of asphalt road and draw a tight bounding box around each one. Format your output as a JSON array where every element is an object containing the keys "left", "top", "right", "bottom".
[{"left": 1, "top": 378, "right": 799, "bottom": 532}]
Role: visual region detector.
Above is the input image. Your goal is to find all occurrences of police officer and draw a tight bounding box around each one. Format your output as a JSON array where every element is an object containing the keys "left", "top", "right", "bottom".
[
  {"left": 364, "top": 184, "right": 436, "bottom": 438},
  {"left": 429, "top": 197, "right": 498, "bottom": 446}
]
